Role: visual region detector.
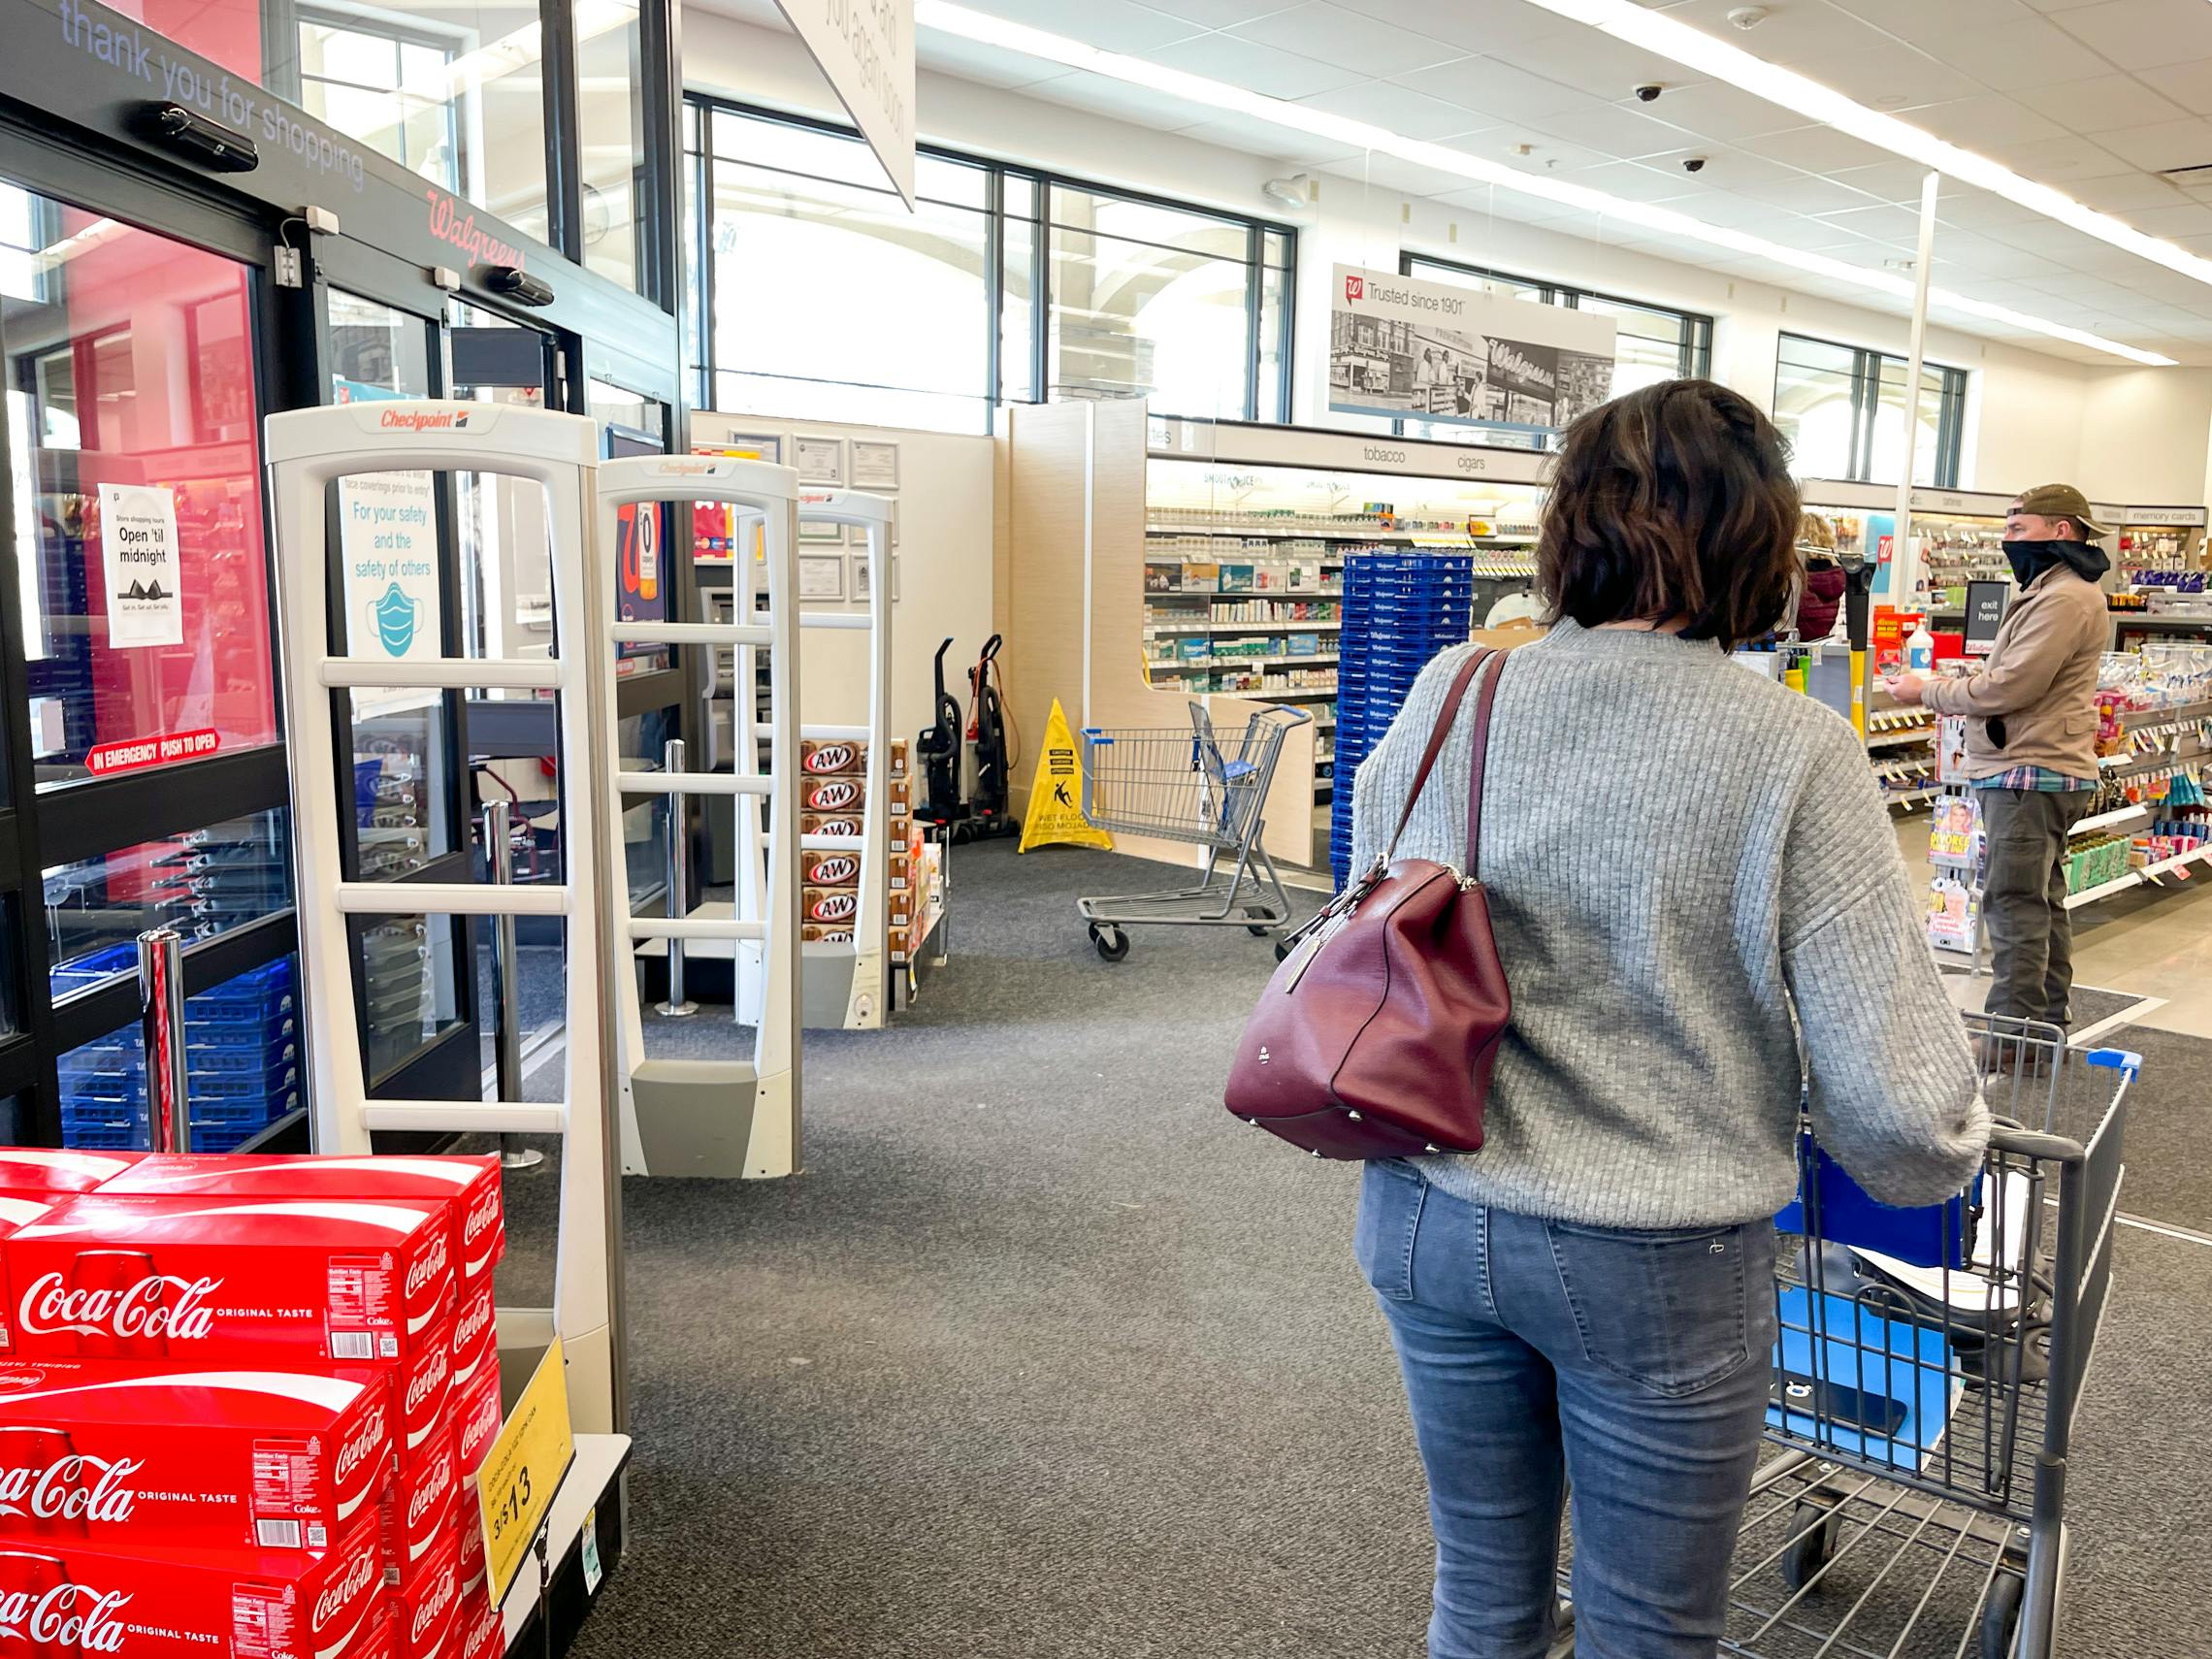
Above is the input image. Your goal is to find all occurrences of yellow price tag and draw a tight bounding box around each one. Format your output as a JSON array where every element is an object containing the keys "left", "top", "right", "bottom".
[{"left": 475, "top": 1336, "right": 575, "bottom": 1606}]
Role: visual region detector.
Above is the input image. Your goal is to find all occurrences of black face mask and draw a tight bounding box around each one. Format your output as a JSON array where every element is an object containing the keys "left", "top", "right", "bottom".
[{"left": 2004, "top": 537, "right": 2111, "bottom": 588}]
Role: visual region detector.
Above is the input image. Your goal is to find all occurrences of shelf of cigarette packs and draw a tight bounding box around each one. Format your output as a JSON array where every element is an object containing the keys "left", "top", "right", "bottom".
[
  {"left": 50, "top": 950, "right": 301, "bottom": 1150},
  {"left": 1329, "top": 553, "right": 1478, "bottom": 889},
  {"left": 2117, "top": 523, "right": 2206, "bottom": 590}
]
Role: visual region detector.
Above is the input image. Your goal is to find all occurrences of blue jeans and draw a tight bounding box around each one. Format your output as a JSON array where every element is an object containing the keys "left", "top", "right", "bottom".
[{"left": 1355, "top": 1159, "right": 1778, "bottom": 1658}]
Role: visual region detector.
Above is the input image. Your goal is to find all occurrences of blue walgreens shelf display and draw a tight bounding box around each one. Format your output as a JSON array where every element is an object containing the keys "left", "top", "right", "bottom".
[
  {"left": 53, "top": 953, "right": 301, "bottom": 1152},
  {"left": 1331, "top": 553, "right": 1476, "bottom": 888}
]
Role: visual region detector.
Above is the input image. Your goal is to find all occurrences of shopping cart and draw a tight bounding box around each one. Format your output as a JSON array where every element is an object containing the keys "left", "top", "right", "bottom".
[
  {"left": 1075, "top": 702, "right": 1310, "bottom": 961},
  {"left": 1550, "top": 1012, "right": 2137, "bottom": 1658}
]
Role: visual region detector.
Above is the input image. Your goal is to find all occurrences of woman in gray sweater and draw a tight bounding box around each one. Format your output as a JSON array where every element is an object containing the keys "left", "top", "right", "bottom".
[{"left": 1348, "top": 379, "right": 1986, "bottom": 1657}]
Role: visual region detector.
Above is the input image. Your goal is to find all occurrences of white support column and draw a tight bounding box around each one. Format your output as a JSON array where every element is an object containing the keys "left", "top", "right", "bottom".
[{"left": 1891, "top": 171, "right": 1941, "bottom": 614}]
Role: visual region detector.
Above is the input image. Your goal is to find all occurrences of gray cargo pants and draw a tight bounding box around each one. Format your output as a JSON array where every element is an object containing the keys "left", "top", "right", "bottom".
[{"left": 1979, "top": 786, "right": 2095, "bottom": 1025}]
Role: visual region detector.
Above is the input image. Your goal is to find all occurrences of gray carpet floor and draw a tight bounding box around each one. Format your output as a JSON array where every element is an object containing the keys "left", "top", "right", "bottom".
[{"left": 487, "top": 841, "right": 2212, "bottom": 1658}]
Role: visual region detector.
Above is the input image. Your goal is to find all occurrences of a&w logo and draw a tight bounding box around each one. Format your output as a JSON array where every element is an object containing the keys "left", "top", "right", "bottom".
[
  {"left": 803, "top": 744, "right": 857, "bottom": 773},
  {"left": 404, "top": 1229, "right": 449, "bottom": 1300},
  {"left": 409, "top": 1565, "right": 456, "bottom": 1643},
  {"left": 311, "top": 1544, "right": 380, "bottom": 1633},
  {"left": 21, "top": 1272, "right": 222, "bottom": 1341},
  {"left": 0, "top": 1452, "right": 143, "bottom": 1522},
  {"left": 405, "top": 1347, "right": 450, "bottom": 1418},
  {"left": 807, "top": 857, "right": 860, "bottom": 885},
  {"left": 334, "top": 1404, "right": 388, "bottom": 1486},
  {"left": 806, "top": 780, "right": 861, "bottom": 811},
  {"left": 0, "top": 1583, "right": 131, "bottom": 1651},
  {"left": 407, "top": 1452, "right": 453, "bottom": 1533}
]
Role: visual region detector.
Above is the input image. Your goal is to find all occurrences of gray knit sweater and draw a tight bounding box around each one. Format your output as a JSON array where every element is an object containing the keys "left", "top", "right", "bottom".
[{"left": 1349, "top": 621, "right": 1987, "bottom": 1228}]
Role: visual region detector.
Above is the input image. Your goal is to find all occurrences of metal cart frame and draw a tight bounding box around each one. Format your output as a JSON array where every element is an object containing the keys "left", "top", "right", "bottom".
[
  {"left": 1552, "top": 1012, "right": 2136, "bottom": 1658},
  {"left": 1075, "top": 703, "right": 1309, "bottom": 961}
]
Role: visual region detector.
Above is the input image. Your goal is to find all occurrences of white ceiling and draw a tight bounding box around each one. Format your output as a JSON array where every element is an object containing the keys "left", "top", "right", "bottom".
[{"left": 698, "top": 0, "right": 2212, "bottom": 366}]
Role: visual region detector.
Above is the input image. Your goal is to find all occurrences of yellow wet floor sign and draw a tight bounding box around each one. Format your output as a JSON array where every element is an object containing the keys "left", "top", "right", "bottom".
[{"left": 1020, "top": 699, "right": 1113, "bottom": 853}]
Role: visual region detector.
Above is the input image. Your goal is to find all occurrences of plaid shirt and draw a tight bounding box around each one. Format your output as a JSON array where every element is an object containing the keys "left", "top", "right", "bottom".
[{"left": 1973, "top": 765, "right": 2098, "bottom": 793}]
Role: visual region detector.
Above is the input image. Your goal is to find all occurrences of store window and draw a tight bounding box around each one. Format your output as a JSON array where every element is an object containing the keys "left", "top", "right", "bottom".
[
  {"left": 1, "top": 185, "right": 278, "bottom": 790},
  {"left": 44, "top": 809, "right": 293, "bottom": 982},
  {"left": 686, "top": 98, "right": 1295, "bottom": 431},
  {"left": 1773, "top": 332, "right": 1966, "bottom": 488},
  {"left": 577, "top": 2, "right": 648, "bottom": 291},
  {"left": 269, "top": 0, "right": 552, "bottom": 245}
]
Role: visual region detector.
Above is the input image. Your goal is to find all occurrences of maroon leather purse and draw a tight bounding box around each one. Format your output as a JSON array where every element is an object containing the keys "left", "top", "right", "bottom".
[{"left": 1224, "top": 648, "right": 1512, "bottom": 1158}]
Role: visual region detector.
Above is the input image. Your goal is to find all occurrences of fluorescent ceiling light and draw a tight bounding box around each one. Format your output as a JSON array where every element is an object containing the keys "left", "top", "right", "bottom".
[
  {"left": 911, "top": 0, "right": 2174, "bottom": 367},
  {"left": 1520, "top": 0, "right": 2212, "bottom": 298}
]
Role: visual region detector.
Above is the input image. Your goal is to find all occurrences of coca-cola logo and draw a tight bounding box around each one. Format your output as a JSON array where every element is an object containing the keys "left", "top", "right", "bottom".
[
  {"left": 335, "top": 1403, "right": 389, "bottom": 1485},
  {"left": 409, "top": 1566, "right": 456, "bottom": 1643},
  {"left": 463, "top": 1186, "right": 501, "bottom": 1248},
  {"left": 0, "top": 1451, "right": 142, "bottom": 1522},
  {"left": 406, "top": 1345, "right": 450, "bottom": 1416},
  {"left": 0, "top": 1583, "right": 131, "bottom": 1651},
  {"left": 806, "top": 779, "right": 861, "bottom": 810},
  {"left": 21, "top": 1272, "right": 222, "bottom": 1341},
  {"left": 405, "top": 1229, "right": 450, "bottom": 1299},
  {"left": 311, "top": 1542, "right": 380, "bottom": 1633},
  {"left": 803, "top": 745, "right": 857, "bottom": 773},
  {"left": 407, "top": 1454, "right": 453, "bottom": 1532},
  {"left": 454, "top": 1293, "right": 493, "bottom": 1355},
  {"left": 805, "top": 892, "right": 858, "bottom": 923},
  {"left": 459, "top": 1392, "right": 497, "bottom": 1461},
  {"left": 806, "top": 856, "right": 860, "bottom": 885}
]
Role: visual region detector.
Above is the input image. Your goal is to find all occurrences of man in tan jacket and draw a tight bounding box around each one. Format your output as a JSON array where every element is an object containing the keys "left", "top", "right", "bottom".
[{"left": 1889, "top": 484, "right": 2110, "bottom": 1025}]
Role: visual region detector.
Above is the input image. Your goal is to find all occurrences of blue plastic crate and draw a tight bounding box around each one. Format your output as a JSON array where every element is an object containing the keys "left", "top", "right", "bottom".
[
  {"left": 49, "top": 944, "right": 138, "bottom": 1000},
  {"left": 188, "top": 1040, "right": 299, "bottom": 1077},
  {"left": 190, "top": 958, "right": 295, "bottom": 1015}
]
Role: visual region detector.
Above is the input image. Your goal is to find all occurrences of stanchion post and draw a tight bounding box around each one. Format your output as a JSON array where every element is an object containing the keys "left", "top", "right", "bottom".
[
  {"left": 138, "top": 927, "right": 189, "bottom": 1153},
  {"left": 485, "top": 800, "right": 544, "bottom": 1171},
  {"left": 657, "top": 738, "right": 697, "bottom": 1017}
]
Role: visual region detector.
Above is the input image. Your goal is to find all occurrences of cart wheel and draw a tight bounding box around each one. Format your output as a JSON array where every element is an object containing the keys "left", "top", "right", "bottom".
[
  {"left": 1245, "top": 905, "right": 1275, "bottom": 938},
  {"left": 1780, "top": 1497, "right": 1841, "bottom": 1592},
  {"left": 1980, "top": 1572, "right": 2024, "bottom": 1659},
  {"left": 1093, "top": 926, "right": 1129, "bottom": 962},
  {"left": 1274, "top": 938, "right": 1293, "bottom": 963}
]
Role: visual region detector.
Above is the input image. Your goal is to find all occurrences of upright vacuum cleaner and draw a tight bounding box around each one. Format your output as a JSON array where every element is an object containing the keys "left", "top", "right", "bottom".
[
  {"left": 960, "top": 634, "right": 1020, "bottom": 842},
  {"left": 916, "top": 638, "right": 968, "bottom": 835}
]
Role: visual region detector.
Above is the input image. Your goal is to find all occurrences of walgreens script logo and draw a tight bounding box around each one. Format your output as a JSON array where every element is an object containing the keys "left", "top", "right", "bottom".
[
  {"left": 425, "top": 189, "right": 524, "bottom": 271},
  {"left": 334, "top": 1404, "right": 389, "bottom": 1487},
  {"left": 404, "top": 1230, "right": 450, "bottom": 1300},
  {"left": 311, "top": 1545, "right": 380, "bottom": 1634},
  {"left": 21, "top": 1273, "right": 221, "bottom": 1342},
  {"left": 0, "top": 1453, "right": 143, "bottom": 1523},
  {"left": 379, "top": 407, "right": 472, "bottom": 433},
  {"left": 0, "top": 1584, "right": 130, "bottom": 1652}
]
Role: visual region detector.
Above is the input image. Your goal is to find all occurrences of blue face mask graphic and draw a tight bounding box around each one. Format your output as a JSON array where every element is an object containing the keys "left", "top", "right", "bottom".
[{"left": 373, "top": 582, "right": 421, "bottom": 656}]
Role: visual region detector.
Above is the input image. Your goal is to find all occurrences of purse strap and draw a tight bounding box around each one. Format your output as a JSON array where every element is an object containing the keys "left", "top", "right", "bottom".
[{"left": 1383, "top": 646, "right": 1508, "bottom": 866}]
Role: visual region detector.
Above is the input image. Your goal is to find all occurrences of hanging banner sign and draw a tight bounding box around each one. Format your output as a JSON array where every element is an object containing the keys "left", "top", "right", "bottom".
[
  {"left": 339, "top": 470, "right": 442, "bottom": 659},
  {"left": 775, "top": 0, "right": 916, "bottom": 208},
  {"left": 1328, "top": 265, "right": 1615, "bottom": 437},
  {"left": 86, "top": 730, "right": 220, "bottom": 776},
  {"left": 1019, "top": 700, "right": 1113, "bottom": 854},
  {"left": 95, "top": 482, "right": 185, "bottom": 648}
]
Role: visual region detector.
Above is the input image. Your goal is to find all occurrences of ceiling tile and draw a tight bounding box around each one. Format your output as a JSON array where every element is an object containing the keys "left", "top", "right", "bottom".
[
  {"left": 2120, "top": 200, "right": 2212, "bottom": 236},
  {"left": 1840, "top": 0, "right": 2119, "bottom": 89},
  {"left": 1647, "top": 187, "right": 1804, "bottom": 229},
  {"left": 1639, "top": 0, "right": 1903, "bottom": 65},
  {"left": 2067, "top": 173, "right": 2195, "bottom": 211},
  {"left": 1735, "top": 173, "right": 1891, "bottom": 214},
  {"left": 1389, "top": 57, "right": 1597, "bottom": 124},
  {"left": 1743, "top": 213, "right": 1886, "bottom": 253},
  {"left": 1487, "top": 28, "right": 1698, "bottom": 91},
  {"left": 1228, "top": 2, "right": 1462, "bottom": 78},
  {"left": 2136, "top": 57, "right": 2212, "bottom": 116},
  {"left": 1138, "top": 32, "right": 1370, "bottom": 98},
  {"left": 1521, "top": 100, "right": 1695, "bottom": 159},
  {"left": 1829, "top": 159, "right": 1946, "bottom": 203},
  {"left": 1028, "top": 71, "right": 1230, "bottom": 124},
  {"left": 1903, "top": 94, "right": 2071, "bottom": 148},
  {"left": 2094, "top": 116, "right": 2212, "bottom": 171},
  {"left": 1935, "top": 191, "right": 2051, "bottom": 231},
  {"left": 1334, "top": 152, "right": 1502, "bottom": 196},
  {"left": 1970, "top": 134, "right": 2137, "bottom": 180},
  {"left": 1650, "top": 80, "right": 1818, "bottom": 143},
  {"left": 1294, "top": 79, "right": 1498, "bottom": 140},
  {"left": 1559, "top": 158, "right": 1709, "bottom": 204},
  {"left": 914, "top": 36, "right": 1076, "bottom": 89},
  {"left": 1810, "top": 46, "right": 1987, "bottom": 111},
  {"left": 1737, "top": 123, "right": 1898, "bottom": 175},
  {"left": 933, "top": 0, "right": 1209, "bottom": 52},
  {"left": 1817, "top": 201, "right": 1937, "bottom": 240},
  {"left": 2046, "top": 0, "right": 2212, "bottom": 71},
  {"left": 1132, "top": 0, "right": 1305, "bottom": 25},
  {"left": 1171, "top": 111, "right": 1342, "bottom": 158},
  {"left": 1327, "top": 0, "right": 1578, "bottom": 53},
  {"left": 2035, "top": 73, "right": 2192, "bottom": 134}
]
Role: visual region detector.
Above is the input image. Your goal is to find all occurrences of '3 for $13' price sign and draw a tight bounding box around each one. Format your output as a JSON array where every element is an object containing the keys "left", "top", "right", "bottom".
[{"left": 477, "top": 1336, "right": 575, "bottom": 1604}]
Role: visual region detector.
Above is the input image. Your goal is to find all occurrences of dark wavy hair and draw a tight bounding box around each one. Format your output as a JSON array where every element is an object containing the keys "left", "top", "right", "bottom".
[{"left": 1537, "top": 378, "right": 1802, "bottom": 650}]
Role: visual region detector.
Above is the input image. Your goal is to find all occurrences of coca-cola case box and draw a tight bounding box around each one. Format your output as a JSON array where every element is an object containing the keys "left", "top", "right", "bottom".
[
  {"left": 0, "top": 1361, "right": 394, "bottom": 1558},
  {"left": 0, "top": 1197, "right": 66, "bottom": 1355},
  {"left": 452, "top": 1365, "right": 502, "bottom": 1480},
  {"left": 383, "top": 1429, "right": 457, "bottom": 1592},
  {"left": 6, "top": 1194, "right": 456, "bottom": 1365},
  {"left": 0, "top": 1504, "right": 388, "bottom": 1658},
  {"left": 98, "top": 1155, "right": 504, "bottom": 1286},
  {"left": 396, "top": 1530, "right": 460, "bottom": 1659},
  {"left": 0, "top": 1154, "right": 144, "bottom": 1198}
]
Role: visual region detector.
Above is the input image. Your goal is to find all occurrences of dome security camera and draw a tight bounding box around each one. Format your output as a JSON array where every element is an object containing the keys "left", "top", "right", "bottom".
[
  {"left": 1634, "top": 83, "right": 1664, "bottom": 102},
  {"left": 1727, "top": 5, "right": 1769, "bottom": 26},
  {"left": 1682, "top": 155, "right": 1708, "bottom": 174}
]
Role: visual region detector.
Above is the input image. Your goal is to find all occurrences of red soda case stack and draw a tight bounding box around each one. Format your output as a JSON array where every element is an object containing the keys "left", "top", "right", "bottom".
[{"left": 0, "top": 1154, "right": 505, "bottom": 1658}]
